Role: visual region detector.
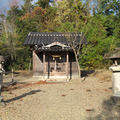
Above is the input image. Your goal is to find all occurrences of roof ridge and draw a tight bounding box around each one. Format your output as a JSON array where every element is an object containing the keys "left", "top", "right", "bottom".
[{"left": 24, "top": 32, "right": 87, "bottom": 46}]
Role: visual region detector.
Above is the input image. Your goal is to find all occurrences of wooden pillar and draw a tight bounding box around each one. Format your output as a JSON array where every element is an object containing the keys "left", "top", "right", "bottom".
[
  {"left": 54, "top": 59, "right": 56, "bottom": 71},
  {"left": 115, "top": 60, "right": 118, "bottom": 66},
  {"left": 67, "top": 51, "right": 69, "bottom": 81},
  {"left": 33, "top": 50, "right": 35, "bottom": 72},
  {"left": 113, "top": 59, "right": 118, "bottom": 66},
  {"left": 43, "top": 51, "right": 45, "bottom": 80}
]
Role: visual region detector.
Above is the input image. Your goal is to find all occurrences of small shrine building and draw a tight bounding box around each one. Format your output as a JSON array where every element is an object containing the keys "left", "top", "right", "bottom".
[{"left": 24, "top": 32, "right": 87, "bottom": 81}]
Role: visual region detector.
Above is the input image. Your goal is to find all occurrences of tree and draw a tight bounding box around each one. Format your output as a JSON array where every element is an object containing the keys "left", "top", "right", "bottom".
[
  {"left": 0, "top": 0, "right": 32, "bottom": 70},
  {"left": 80, "top": 16, "right": 112, "bottom": 69},
  {"left": 53, "top": 0, "right": 91, "bottom": 81},
  {"left": 96, "top": 0, "right": 120, "bottom": 36},
  {"left": 20, "top": 0, "right": 56, "bottom": 32},
  {"left": 80, "top": 0, "right": 120, "bottom": 69},
  {"left": 21, "top": 0, "right": 33, "bottom": 13},
  {"left": 0, "top": 0, "right": 118, "bottom": 71},
  {"left": 35, "top": 0, "right": 53, "bottom": 8}
]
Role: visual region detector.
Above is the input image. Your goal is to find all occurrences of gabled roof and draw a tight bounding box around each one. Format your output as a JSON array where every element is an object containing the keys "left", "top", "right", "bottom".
[
  {"left": 24, "top": 32, "right": 87, "bottom": 45},
  {"left": 45, "top": 42, "right": 68, "bottom": 47}
]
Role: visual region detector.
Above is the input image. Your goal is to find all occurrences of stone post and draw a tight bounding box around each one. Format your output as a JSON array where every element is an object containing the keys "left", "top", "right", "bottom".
[
  {"left": 109, "top": 66, "right": 120, "bottom": 106},
  {"left": 0, "top": 71, "right": 3, "bottom": 100},
  {"left": 0, "top": 56, "right": 7, "bottom": 105},
  {"left": 0, "top": 64, "right": 4, "bottom": 105}
]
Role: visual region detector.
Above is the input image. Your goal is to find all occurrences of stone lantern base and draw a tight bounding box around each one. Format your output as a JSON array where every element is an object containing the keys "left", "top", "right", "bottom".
[
  {"left": 111, "top": 95, "right": 120, "bottom": 106},
  {"left": 109, "top": 66, "right": 120, "bottom": 106},
  {"left": 0, "top": 96, "right": 4, "bottom": 106},
  {"left": 0, "top": 96, "right": 3, "bottom": 102}
]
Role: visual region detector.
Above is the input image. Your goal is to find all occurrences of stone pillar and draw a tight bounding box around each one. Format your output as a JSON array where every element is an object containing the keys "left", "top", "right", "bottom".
[
  {"left": 0, "top": 64, "right": 4, "bottom": 105},
  {"left": 0, "top": 71, "right": 3, "bottom": 101},
  {"left": 109, "top": 66, "right": 120, "bottom": 105},
  {"left": 0, "top": 56, "right": 6, "bottom": 105}
]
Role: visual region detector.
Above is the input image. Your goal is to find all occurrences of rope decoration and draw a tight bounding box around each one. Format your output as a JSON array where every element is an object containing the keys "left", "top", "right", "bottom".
[{"left": 46, "top": 52, "right": 65, "bottom": 60}]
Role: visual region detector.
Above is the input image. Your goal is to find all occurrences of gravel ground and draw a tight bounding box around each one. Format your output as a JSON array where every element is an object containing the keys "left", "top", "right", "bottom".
[{"left": 0, "top": 70, "right": 120, "bottom": 120}]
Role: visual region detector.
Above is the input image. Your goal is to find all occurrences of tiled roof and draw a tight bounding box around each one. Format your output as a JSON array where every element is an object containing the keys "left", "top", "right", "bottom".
[{"left": 24, "top": 32, "right": 87, "bottom": 45}]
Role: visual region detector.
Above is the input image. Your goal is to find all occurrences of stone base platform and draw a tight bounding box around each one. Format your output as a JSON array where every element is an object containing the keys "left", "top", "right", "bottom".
[
  {"left": 111, "top": 95, "right": 120, "bottom": 106},
  {"left": 32, "top": 76, "right": 69, "bottom": 82},
  {"left": 46, "top": 78, "right": 67, "bottom": 83},
  {"left": 0, "top": 96, "right": 3, "bottom": 102},
  {"left": 0, "top": 96, "right": 5, "bottom": 106}
]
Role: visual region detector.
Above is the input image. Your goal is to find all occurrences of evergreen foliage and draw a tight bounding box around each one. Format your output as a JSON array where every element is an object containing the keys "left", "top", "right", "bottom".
[{"left": 0, "top": 0, "right": 119, "bottom": 70}]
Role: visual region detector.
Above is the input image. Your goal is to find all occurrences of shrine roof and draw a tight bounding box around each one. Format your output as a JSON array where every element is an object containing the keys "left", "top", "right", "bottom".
[{"left": 24, "top": 32, "right": 87, "bottom": 45}]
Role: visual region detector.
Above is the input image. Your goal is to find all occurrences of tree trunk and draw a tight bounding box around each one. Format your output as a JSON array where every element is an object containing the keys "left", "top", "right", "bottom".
[
  {"left": 28, "top": 58, "right": 31, "bottom": 73},
  {"left": 75, "top": 55, "right": 81, "bottom": 82},
  {"left": 73, "top": 49, "right": 81, "bottom": 82}
]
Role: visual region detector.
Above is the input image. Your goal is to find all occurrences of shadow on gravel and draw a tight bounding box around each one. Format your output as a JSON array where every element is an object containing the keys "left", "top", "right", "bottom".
[
  {"left": 4, "top": 90, "right": 42, "bottom": 103},
  {"left": 4, "top": 71, "right": 20, "bottom": 75},
  {"left": 2, "top": 81, "right": 27, "bottom": 86},
  {"left": 87, "top": 98, "right": 120, "bottom": 120},
  {"left": 81, "top": 70, "right": 95, "bottom": 82},
  {"left": 81, "top": 70, "right": 95, "bottom": 77}
]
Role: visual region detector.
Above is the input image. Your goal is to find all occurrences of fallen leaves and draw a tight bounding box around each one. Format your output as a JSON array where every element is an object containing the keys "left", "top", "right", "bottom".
[
  {"left": 86, "top": 89, "right": 91, "bottom": 92},
  {"left": 61, "top": 94, "right": 66, "bottom": 97},
  {"left": 86, "top": 109, "right": 94, "bottom": 111},
  {"left": 2, "top": 81, "right": 57, "bottom": 92},
  {"left": 9, "top": 91, "right": 13, "bottom": 94}
]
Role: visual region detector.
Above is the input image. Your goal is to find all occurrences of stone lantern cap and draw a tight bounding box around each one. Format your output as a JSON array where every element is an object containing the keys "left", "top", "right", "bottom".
[
  {"left": 104, "top": 47, "right": 120, "bottom": 59},
  {"left": 0, "top": 56, "right": 7, "bottom": 63}
]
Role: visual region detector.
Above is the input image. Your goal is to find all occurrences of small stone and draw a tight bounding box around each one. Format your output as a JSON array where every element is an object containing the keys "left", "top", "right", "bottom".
[
  {"left": 61, "top": 94, "right": 66, "bottom": 97},
  {"left": 86, "top": 89, "right": 91, "bottom": 92},
  {"left": 86, "top": 109, "right": 94, "bottom": 111}
]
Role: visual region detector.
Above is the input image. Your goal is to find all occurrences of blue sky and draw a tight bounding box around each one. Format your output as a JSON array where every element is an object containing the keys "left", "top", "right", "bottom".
[
  {"left": 0, "top": 0, "right": 38, "bottom": 13},
  {"left": 31, "top": 0, "right": 38, "bottom": 4}
]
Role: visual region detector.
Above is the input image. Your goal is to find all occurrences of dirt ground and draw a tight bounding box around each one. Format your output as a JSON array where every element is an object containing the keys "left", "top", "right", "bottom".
[{"left": 0, "top": 69, "right": 120, "bottom": 120}]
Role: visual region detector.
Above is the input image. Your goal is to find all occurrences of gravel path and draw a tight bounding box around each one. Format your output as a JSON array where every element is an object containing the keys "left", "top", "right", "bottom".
[{"left": 0, "top": 70, "right": 120, "bottom": 120}]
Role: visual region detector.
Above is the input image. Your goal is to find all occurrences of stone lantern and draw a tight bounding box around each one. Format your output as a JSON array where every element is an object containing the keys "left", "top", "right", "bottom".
[
  {"left": 0, "top": 55, "right": 7, "bottom": 103},
  {"left": 104, "top": 48, "right": 120, "bottom": 105}
]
